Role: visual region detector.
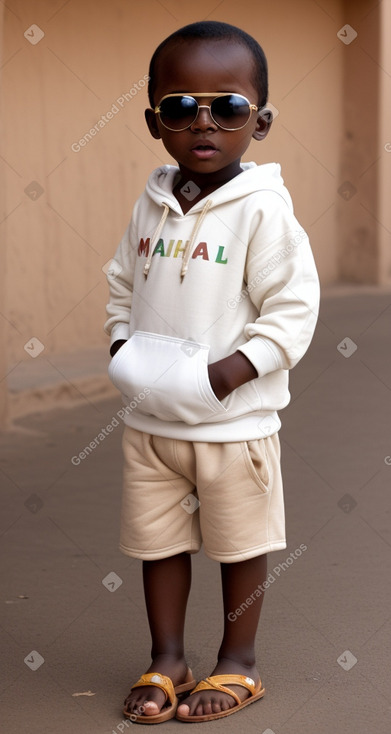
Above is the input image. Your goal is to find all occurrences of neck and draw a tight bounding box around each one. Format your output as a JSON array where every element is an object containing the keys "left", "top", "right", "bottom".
[{"left": 177, "top": 160, "right": 243, "bottom": 196}]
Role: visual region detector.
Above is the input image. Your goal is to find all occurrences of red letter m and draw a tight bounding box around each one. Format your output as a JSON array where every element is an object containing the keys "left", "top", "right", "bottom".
[{"left": 138, "top": 238, "right": 150, "bottom": 256}]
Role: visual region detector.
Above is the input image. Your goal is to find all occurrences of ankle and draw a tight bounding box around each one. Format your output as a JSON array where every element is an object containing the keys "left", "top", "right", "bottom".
[
  {"left": 150, "top": 650, "right": 186, "bottom": 662},
  {"left": 217, "top": 652, "right": 257, "bottom": 669}
]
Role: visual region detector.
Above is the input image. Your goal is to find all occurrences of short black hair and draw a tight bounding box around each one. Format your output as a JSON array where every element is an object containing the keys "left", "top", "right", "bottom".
[{"left": 147, "top": 20, "right": 268, "bottom": 108}]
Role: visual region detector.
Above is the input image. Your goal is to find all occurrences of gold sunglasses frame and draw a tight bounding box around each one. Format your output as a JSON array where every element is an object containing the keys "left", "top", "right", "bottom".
[{"left": 154, "top": 92, "right": 261, "bottom": 131}]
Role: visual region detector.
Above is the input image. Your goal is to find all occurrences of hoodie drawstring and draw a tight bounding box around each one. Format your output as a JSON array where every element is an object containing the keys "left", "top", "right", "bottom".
[
  {"left": 143, "top": 203, "right": 170, "bottom": 278},
  {"left": 143, "top": 200, "right": 213, "bottom": 281},
  {"left": 180, "top": 200, "right": 212, "bottom": 281}
]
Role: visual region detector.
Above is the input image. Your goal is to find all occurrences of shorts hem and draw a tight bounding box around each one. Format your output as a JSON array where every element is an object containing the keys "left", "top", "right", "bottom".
[
  {"left": 204, "top": 539, "right": 287, "bottom": 563},
  {"left": 119, "top": 541, "right": 201, "bottom": 560}
]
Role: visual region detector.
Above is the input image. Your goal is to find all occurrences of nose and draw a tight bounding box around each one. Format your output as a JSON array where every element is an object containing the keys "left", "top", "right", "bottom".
[{"left": 190, "top": 104, "right": 217, "bottom": 131}]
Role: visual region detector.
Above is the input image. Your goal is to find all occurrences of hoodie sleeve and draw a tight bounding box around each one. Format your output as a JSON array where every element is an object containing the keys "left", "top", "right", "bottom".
[
  {"left": 104, "top": 214, "right": 138, "bottom": 347},
  {"left": 237, "top": 191, "right": 320, "bottom": 377}
]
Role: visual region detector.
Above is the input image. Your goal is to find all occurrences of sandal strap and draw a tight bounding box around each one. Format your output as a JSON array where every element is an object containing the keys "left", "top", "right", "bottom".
[
  {"left": 191, "top": 674, "right": 258, "bottom": 706},
  {"left": 130, "top": 672, "right": 176, "bottom": 706}
]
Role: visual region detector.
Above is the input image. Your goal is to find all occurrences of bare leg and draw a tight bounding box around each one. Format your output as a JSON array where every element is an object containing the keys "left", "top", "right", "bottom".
[
  {"left": 124, "top": 552, "right": 191, "bottom": 717},
  {"left": 177, "top": 553, "right": 267, "bottom": 718}
]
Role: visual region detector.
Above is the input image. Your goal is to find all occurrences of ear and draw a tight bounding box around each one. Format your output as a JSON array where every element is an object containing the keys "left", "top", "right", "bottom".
[
  {"left": 252, "top": 107, "right": 273, "bottom": 141},
  {"left": 145, "top": 108, "right": 161, "bottom": 139}
]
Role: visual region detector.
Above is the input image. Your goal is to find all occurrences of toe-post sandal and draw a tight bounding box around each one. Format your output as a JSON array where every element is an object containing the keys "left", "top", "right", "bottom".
[
  {"left": 175, "top": 673, "right": 265, "bottom": 722},
  {"left": 123, "top": 668, "right": 196, "bottom": 724}
]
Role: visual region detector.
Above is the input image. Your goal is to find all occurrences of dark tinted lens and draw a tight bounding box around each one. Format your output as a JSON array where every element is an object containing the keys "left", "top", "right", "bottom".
[
  {"left": 159, "top": 96, "right": 198, "bottom": 129},
  {"left": 211, "top": 94, "right": 250, "bottom": 129}
]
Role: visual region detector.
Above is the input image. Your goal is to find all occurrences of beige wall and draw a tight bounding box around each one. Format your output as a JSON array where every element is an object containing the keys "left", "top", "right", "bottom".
[
  {"left": 378, "top": 0, "right": 391, "bottom": 283},
  {"left": 0, "top": 3, "right": 7, "bottom": 425},
  {"left": 338, "top": 0, "right": 379, "bottom": 282},
  {"left": 0, "top": 0, "right": 389, "bottom": 424}
]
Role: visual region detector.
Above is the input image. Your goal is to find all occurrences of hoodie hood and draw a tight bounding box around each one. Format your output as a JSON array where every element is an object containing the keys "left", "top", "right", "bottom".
[
  {"left": 145, "top": 162, "right": 293, "bottom": 214},
  {"left": 143, "top": 163, "right": 293, "bottom": 279}
]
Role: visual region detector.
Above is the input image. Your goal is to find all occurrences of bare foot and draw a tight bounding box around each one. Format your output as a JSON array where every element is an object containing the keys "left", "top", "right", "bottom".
[
  {"left": 123, "top": 654, "right": 190, "bottom": 718},
  {"left": 176, "top": 657, "right": 261, "bottom": 718}
]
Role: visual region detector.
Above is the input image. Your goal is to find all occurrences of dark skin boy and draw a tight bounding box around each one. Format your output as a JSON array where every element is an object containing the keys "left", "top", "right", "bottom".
[{"left": 112, "top": 37, "right": 272, "bottom": 719}]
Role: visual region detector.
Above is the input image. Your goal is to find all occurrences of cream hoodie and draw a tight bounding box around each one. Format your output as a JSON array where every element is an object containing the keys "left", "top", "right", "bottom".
[{"left": 105, "top": 162, "right": 320, "bottom": 441}]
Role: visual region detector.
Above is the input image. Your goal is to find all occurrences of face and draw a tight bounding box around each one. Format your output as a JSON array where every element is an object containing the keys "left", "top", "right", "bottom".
[{"left": 145, "top": 39, "right": 271, "bottom": 185}]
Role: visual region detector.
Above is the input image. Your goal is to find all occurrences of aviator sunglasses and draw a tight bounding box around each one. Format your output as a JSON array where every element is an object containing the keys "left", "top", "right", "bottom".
[{"left": 154, "top": 92, "right": 264, "bottom": 131}]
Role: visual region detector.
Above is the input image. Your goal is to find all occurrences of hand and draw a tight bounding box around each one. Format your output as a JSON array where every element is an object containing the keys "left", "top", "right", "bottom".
[
  {"left": 110, "top": 339, "right": 127, "bottom": 357},
  {"left": 208, "top": 362, "right": 231, "bottom": 402},
  {"left": 208, "top": 351, "right": 258, "bottom": 402}
]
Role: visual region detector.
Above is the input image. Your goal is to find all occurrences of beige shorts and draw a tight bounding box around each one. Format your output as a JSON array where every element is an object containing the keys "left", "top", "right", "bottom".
[{"left": 120, "top": 426, "right": 286, "bottom": 563}]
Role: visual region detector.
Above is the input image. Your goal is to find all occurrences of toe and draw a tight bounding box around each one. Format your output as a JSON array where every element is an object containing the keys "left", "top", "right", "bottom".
[
  {"left": 220, "top": 695, "right": 233, "bottom": 711},
  {"left": 177, "top": 703, "right": 190, "bottom": 717},
  {"left": 177, "top": 691, "right": 237, "bottom": 718},
  {"left": 123, "top": 697, "right": 134, "bottom": 713},
  {"left": 124, "top": 686, "right": 166, "bottom": 717},
  {"left": 142, "top": 700, "right": 160, "bottom": 716},
  {"left": 198, "top": 700, "right": 212, "bottom": 716}
]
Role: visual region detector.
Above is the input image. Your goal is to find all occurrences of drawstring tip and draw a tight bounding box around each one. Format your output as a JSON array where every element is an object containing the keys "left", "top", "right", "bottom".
[{"left": 143, "top": 264, "right": 150, "bottom": 279}]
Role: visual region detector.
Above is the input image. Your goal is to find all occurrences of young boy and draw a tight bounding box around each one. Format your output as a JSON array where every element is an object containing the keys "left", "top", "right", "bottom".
[{"left": 105, "top": 20, "right": 320, "bottom": 723}]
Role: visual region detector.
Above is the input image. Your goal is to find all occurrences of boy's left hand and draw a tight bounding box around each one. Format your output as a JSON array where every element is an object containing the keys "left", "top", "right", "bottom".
[{"left": 208, "top": 351, "right": 258, "bottom": 402}]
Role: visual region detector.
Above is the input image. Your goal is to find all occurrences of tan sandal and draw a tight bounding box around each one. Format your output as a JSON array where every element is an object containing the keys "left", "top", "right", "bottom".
[
  {"left": 175, "top": 673, "right": 265, "bottom": 722},
  {"left": 123, "top": 668, "right": 196, "bottom": 724}
]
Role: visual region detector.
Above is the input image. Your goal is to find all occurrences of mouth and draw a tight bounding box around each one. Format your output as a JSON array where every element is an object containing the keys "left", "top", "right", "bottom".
[{"left": 191, "top": 142, "right": 218, "bottom": 159}]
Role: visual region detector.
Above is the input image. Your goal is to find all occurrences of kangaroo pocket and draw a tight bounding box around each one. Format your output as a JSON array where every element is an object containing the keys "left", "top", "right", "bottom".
[{"left": 108, "top": 331, "right": 228, "bottom": 425}]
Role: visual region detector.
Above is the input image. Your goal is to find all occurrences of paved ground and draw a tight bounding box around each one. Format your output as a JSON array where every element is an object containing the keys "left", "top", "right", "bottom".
[{"left": 1, "top": 286, "right": 391, "bottom": 734}]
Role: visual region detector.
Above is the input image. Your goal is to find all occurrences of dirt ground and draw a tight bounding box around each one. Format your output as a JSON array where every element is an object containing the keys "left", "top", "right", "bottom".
[{"left": 1, "top": 287, "right": 391, "bottom": 734}]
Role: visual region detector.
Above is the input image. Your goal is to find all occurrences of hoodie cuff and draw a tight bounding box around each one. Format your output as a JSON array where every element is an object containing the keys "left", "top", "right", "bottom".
[
  {"left": 237, "top": 336, "right": 284, "bottom": 377},
  {"left": 110, "top": 322, "right": 130, "bottom": 347}
]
